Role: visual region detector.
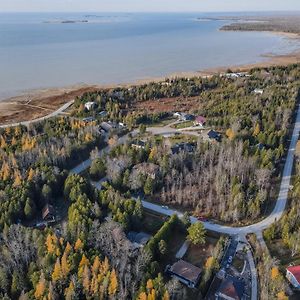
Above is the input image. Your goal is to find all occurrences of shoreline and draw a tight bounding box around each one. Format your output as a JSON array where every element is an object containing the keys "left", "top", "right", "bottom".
[{"left": 1, "top": 41, "right": 300, "bottom": 126}]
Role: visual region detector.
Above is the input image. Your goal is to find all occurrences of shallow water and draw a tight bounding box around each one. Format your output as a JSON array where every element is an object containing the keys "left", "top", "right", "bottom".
[{"left": 0, "top": 12, "right": 300, "bottom": 99}]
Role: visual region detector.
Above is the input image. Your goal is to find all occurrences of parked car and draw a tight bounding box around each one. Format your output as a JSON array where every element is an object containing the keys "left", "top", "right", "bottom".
[
  {"left": 161, "top": 206, "right": 169, "bottom": 210},
  {"left": 228, "top": 256, "right": 233, "bottom": 263}
]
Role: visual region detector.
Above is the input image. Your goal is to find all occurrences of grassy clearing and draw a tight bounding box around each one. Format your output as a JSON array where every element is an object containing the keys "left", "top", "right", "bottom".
[
  {"left": 142, "top": 211, "right": 168, "bottom": 234},
  {"left": 184, "top": 234, "right": 219, "bottom": 268}
]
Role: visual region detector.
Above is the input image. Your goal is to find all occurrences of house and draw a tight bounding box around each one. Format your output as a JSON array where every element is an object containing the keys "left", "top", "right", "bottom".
[
  {"left": 127, "top": 231, "right": 152, "bottom": 248},
  {"left": 130, "top": 163, "right": 160, "bottom": 180},
  {"left": 194, "top": 116, "right": 206, "bottom": 127},
  {"left": 215, "top": 277, "right": 245, "bottom": 300},
  {"left": 254, "top": 89, "right": 264, "bottom": 95},
  {"left": 166, "top": 260, "right": 202, "bottom": 288},
  {"left": 85, "top": 101, "right": 96, "bottom": 111},
  {"left": 207, "top": 130, "right": 221, "bottom": 142},
  {"left": 82, "top": 116, "right": 95, "bottom": 123},
  {"left": 42, "top": 204, "right": 55, "bottom": 222},
  {"left": 180, "top": 113, "right": 194, "bottom": 121},
  {"left": 286, "top": 265, "right": 300, "bottom": 289},
  {"left": 100, "top": 121, "right": 117, "bottom": 132},
  {"left": 171, "top": 142, "right": 196, "bottom": 154},
  {"left": 98, "top": 111, "right": 108, "bottom": 118},
  {"left": 173, "top": 112, "right": 195, "bottom": 121}
]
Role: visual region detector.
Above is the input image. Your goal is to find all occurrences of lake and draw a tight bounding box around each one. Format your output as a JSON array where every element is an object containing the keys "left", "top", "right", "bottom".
[{"left": 0, "top": 12, "right": 300, "bottom": 99}]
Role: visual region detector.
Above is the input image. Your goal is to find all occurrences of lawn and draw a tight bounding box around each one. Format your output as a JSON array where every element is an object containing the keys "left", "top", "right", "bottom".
[
  {"left": 172, "top": 121, "right": 194, "bottom": 129},
  {"left": 184, "top": 234, "right": 220, "bottom": 268}
]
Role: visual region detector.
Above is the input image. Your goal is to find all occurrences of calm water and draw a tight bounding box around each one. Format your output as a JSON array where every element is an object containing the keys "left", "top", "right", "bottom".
[{"left": 0, "top": 12, "right": 300, "bottom": 99}]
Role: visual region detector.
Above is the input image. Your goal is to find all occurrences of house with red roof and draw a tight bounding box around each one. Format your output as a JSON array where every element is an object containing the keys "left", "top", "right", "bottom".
[
  {"left": 286, "top": 265, "right": 300, "bottom": 289},
  {"left": 215, "top": 277, "right": 245, "bottom": 300},
  {"left": 194, "top": 116, "right": 206, "bottom": 127}
]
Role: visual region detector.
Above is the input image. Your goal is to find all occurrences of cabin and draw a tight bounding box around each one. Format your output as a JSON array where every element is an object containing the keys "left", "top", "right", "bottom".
[
  {"left": 100, "top": 121, "right": 117, "bottom": 132},
  {"left": 166, "top": 260, "right": 201, "bottom": 288},
  {"left": 286, "top": 265, "right": 300, "bottom": 289},
  {"left": 173, "top": 112, "right": 195, "bottom": 121},
  {"left": 42, "top": 204, "right": 55, "bottom": 222},
  {"left": 215, "top": 277, "right": 245, "bottom": 300},
  {"left": 84, "top": 101, "right": 96, "bottom": 111},
  {"left": 207, "top": 130, "right": 221, "bottom": 142},
  {"left": 194, "top": 116, "right": 206, "bottom": 127}
]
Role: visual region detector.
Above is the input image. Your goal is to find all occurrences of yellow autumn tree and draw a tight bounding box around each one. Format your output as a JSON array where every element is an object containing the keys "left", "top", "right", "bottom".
[
  {"left": 101, "top": 257, "right": 110, "bottom": 274},
  {"left": 146, "top": 279, "right": 153, "bottom": 290},
  {"left": 253, "top": 123, "right": 260, "bottom": 136},
  {"left": 277, "top": 291, "right": 288, "bottom": 300},
  {"left": 27, "top": 168, "right": 35, "bottom": 181},
  {"left": 52, "top": 258, "right": 62, "bottom": 282},
  {"left": 74, "top": 238, "right": 83, "bottom": 251},
  {"left": 92, "top": 256, "right": 101, "bottom": 275},
  {"left": 65, "top": 281, "right": 75, "bottom": 300},
  {"left": 13, "top": 171, "right": 22, "bottom": 187},
  {"left": 78, "top": 254, "right": 90, "bottom": 278},
  {"left": 61, "top": 251, "right": 70, "bottom": 277},
  {"left": 271, "top": 267, "right": 280, "bottom": 280},
  {"left": 34, "top": 272, "right": 46, "bottom": 299},
  {"left": 82, "top": 265, "right": 91, "bottom": 294},
  {"left": 1, "top": 162, "right": 10, "bottom": 181},
  {"left": 162, "top": 291, "right": 170, "bottom": 300},
  {"left": 138, "top": 292, "right": 147, "bottom": 300},
  {"left": 226, "top": 128, "right": 235, "bottom": 140},
  {"left": 205, "top": 256, "right": 214, "bottom": 269},
  {"left": 0, "top": 135, "right": 7, "bottom": 149},
  {"left": 108, "top": 269, "right": 118, "bottom": 296},
  {"left": 147, "top": 288, "right": 156, "bottom": 300}
]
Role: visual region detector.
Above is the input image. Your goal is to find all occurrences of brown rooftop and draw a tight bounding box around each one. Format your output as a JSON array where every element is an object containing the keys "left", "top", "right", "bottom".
[{"left": 170, "top": 260, "right": 201, "bottom": 284}]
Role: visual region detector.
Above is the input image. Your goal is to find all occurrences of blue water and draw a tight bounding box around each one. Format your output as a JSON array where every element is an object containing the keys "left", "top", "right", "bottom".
[{"left": 0, "top": 12, "right": 300, "bottom": 99}]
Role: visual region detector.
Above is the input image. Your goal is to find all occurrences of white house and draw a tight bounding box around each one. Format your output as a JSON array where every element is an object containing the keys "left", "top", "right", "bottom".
[
  {"left": 286, "top": 265, "right": 300, "bottom": 289},
  {"left": 85, "top": 101, "right": 96, "bottom": 111},
  {"left": 286, "top": 266, "right": 300, "bottom": 289}
]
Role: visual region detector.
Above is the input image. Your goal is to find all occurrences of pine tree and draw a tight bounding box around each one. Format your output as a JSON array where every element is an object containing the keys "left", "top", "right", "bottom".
[
  {"left": 162, "top": 291, "right": 170, "bottom": 300},
  {"left": 65, "top": 281, "right": 75, "bottom": 300},
  {"left": 138, "top": 292, "right": 147, "bottom": 300}
]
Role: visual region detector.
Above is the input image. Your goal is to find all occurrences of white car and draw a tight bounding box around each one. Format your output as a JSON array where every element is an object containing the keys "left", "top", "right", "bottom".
[{"left": 161, "top": 205, "right": 169, "bottom": 210}]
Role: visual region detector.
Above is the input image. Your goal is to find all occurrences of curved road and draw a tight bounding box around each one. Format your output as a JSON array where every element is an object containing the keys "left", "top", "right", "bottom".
[{"left": 0, "top": 100, "right": 74, "bottom": 128}]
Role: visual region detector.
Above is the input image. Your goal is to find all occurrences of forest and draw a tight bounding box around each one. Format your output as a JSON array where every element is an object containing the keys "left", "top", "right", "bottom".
[{"left": 0, "top": 64, "right": 300, "bottom": 299}]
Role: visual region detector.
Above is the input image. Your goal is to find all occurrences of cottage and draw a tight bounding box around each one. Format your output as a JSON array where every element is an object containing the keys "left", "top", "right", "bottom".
[
  {"left": 85, "top": 101, "right": 96, "bottom": 111},
  {"left": 215, "top": 277, "right": 245, "bottom": 300},
  {"left": 180, "top": 113, "right": 194, "bottom": 121},
  {"left": 131, "top": 163, "right": 159, "bottom": 180},
  {"left": 42, "top": 204, "right": 55, "bottom": 222},
  {"left": 286, "top": 265, "right": 300, "bottom": 289},
  {"left": 82, "top": 116, "right": 95, "bottom": 123},
  {"left": 166, "top": 260, "right": 201, "bottom": 288},
  {"left": 194, "top": 116, "right": 206, "bottom": 127},
  {"left": 207, "top": 130, "right": 221, "bottom": 142}
]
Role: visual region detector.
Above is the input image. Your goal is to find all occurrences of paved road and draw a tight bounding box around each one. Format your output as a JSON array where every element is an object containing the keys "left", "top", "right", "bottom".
[{"left": 0, "top": 100, "right": 74, "bottom": 128}]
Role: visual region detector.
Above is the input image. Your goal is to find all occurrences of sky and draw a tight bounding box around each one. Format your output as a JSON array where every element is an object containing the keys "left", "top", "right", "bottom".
[{"left": 0, "top": 0, "right": 300, "bottom": 13}]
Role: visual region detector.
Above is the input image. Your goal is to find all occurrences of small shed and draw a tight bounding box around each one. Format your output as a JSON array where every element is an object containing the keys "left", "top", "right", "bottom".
[{"left": 42, "top": 204, "right": 55, "bottom": 221}]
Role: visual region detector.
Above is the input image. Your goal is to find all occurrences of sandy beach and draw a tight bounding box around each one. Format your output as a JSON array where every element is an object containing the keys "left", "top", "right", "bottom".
[{"left": 1, "top": 45, "right": 300, "bottom": 126}]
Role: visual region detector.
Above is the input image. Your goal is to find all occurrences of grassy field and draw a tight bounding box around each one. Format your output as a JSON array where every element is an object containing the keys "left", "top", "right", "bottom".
[{"left": 172, "top": 121, "right": 194, "bottom": 129}]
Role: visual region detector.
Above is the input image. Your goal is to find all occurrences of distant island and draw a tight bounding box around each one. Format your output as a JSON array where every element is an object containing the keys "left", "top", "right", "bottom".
[
  {"left": 215, "top": 15, "right": 300, "bottom": 35},
  {"left": 44, "top": 20, "right": 88, "bottom": 24}
]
